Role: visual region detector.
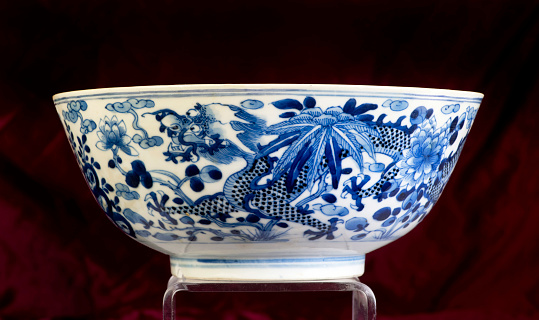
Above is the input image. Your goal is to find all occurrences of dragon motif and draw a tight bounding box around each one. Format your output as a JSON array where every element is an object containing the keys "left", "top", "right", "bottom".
[{"left": 62, "top": 96, "right": 474, "bottom": 242}]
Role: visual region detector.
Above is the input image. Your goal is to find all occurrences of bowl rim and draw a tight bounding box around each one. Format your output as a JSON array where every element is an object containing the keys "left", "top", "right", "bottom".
[{"left": 53, "top": 83, "right": 484, "bottom": 102}]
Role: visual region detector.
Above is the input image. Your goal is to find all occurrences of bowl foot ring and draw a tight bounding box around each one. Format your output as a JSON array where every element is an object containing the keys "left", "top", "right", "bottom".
[{"left": 169, "top": 255, "right": 366, "bottom": 281}]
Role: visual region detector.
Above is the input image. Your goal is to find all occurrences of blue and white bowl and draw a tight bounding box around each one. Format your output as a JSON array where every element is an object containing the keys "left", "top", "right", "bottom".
[{"left": 53, "top": 84, "right": 482, "bottom": 280}]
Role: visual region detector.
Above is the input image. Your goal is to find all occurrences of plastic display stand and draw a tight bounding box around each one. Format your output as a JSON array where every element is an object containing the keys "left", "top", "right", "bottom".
[{"left": 163, "top": 276, "right": 376, "bottom": 320}]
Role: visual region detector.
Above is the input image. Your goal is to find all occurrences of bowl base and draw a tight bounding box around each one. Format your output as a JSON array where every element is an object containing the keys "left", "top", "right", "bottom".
[{"left": 170, "top": 255, "right": 365, "bottom": 281}]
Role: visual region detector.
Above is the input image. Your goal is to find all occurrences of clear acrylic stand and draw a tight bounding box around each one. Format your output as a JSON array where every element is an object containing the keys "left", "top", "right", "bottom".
[{"left": 163, "top": 276, "right": 376, "bottom": 320}]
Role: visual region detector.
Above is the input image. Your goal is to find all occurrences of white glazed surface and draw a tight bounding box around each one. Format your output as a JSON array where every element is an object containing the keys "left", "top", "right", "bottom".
[{"left": 54, "top": 84, "right": 482, "bottom": 280}]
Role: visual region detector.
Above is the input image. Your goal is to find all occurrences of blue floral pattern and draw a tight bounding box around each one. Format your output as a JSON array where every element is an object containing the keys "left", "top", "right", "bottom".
[
  {"left": 396, "top": 117, "right": 448, "bottom": 188},
  {"left": 96, "top": 116, "right": 138, "bottom": 156},
  {"left": 57, "top": 92, "right": 479, "bottom": 244}
]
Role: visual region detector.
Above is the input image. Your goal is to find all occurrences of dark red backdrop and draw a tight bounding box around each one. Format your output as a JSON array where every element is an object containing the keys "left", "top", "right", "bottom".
[{"left": 1, "top": 0, "right": 538, "bottom": 319}]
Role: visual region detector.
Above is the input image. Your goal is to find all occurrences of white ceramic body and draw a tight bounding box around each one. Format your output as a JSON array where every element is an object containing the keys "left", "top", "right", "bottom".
[{"left": 54, "top": 84, "right": 482, "bottom": 280}]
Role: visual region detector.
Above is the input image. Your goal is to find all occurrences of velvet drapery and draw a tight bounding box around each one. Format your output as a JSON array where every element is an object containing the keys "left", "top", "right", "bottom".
[{"left": 0, "top": 1, "right": 538, "bottom": 319}]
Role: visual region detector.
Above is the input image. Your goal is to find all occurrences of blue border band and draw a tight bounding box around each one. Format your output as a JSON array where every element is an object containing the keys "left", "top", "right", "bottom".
[
  {"left": 170, "top": 255, "right": 365, "bottom": 269},
  {"left": 53, "top": 88, "right": 483, "bottom": 104}
]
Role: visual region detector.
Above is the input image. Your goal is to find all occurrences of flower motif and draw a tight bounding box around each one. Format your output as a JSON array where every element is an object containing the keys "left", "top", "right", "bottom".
[
  {"left": 396, "top": 117, "right": 448, "bottom": 188},
  {"left": 96, "top": 116, "right": 138, "bottom": 156}
]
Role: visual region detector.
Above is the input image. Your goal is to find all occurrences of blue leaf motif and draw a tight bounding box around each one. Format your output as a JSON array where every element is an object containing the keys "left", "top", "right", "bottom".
[
  {"left": 186, "top": 164, "right": 200, "bottom": 176},
  {"left": 306, "top": 129, "right": 329, "bottom": 190},
  {"left": 319, "top": 204, "right": 349, "bottom": 217},
  {"left": 266, "top": 120, "right": 317, "bottom": 135},
  {"left": 322, "top": 193, "right": 337, "bottom": 203},
  {"left": 410, "top": 106, "right": 428, "bottom": 124},
  {"left": 273, "top": 125, "right": 322, "bottom": 178},
  {"left": 115, "top": 183, "right": 140, "bottom": 200},
  {"left": 279, "top": 112, "right": 297, "bottom": 118},
  {"left": 180, "top": 216, "right": 195, "bottom": 225},
  {"left": 369, "top": 163, "right": 385, "bottom": 172},
  {"left": 331, "top": 127, "right": 366, "bottom": 171},
  {"left": 303, "top": 97, "right": 316, "bottom": 108},
  {"left": 325, "top": 136, "right": 342, "bottom": 188},
  {"left": 351, "top": 233, "right": 368, "bottom": 240},
  {"left": 124, "top": 208, "right": 151, "bottom": 228},
  {"left": 342, "top": 98, "right": 357, "bottom": 114},
  {"left": 264, "top": 100, "right": 379, "bottom": 191},
  {"left": 135, "top": 230, "right": 151, "bottom": 237},
  {"left": 353, "top": 103, "right": 378, "bottom": 115},
  {"left": 173, "top": 197, "right": 184, "bottom": 205},
  {"left": 345, "top": 217, "right": 369, "bottom": 231},
  {"left": 246, "top": 214, "right": 260, "bottom": 223},
  {"left": 190, "top": 177, "right": 204, "bottom": 192},
  {"left": 200, "top": 165, "right": 222, "bottom": 183},
  {"left": 271, "top": 99, "right": 304, "bottom": 110},
  {"left": 115, "top": 183, "right": 129, "bottom": 192},
  {"left": 153, "top": 233, "right": 180, "bottom": 241},
  {"left": 382, "top": 216, "right": 396, "bottom": 227},
  {"left": 373, "top": 207, "right": 391, "bottom": 221}
]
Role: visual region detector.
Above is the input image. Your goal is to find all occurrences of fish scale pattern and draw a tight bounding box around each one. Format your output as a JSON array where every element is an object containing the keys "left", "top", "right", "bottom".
[
  {"left": 164, "top": 156, "right": 330, "bottom": 231},
  {"left": 371, "top": 125, "right": 410, "bottom": 156},
  {"left": 356, "top": 166, "right": 400, "bottom": 198},
  {"left": 230, "top": 156, "right": 329, "bottom": 231},
  {"left": 426, "top": 138, "right": 465, "bottom": 202},
  {"left": 355, "top": 125, "right": 411, "bottom": 198},
  {"left": 164, "top": 194, "right": 235, "bottom": 217}
]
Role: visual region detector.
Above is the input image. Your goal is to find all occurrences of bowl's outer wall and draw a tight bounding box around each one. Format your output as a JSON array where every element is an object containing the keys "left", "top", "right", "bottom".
[{"left": 54, "top": 85, "right": 482, "bottom": 259}]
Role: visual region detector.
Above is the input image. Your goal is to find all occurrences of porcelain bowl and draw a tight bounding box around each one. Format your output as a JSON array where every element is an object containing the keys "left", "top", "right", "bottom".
[{"left": 53, "top": 84, "right": 482, "bottom": 280}]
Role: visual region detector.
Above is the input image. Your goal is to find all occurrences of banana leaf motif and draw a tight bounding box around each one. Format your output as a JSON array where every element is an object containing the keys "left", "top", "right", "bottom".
[{"left": 260, "top": 97, "right": 380, "bottom": 191}]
